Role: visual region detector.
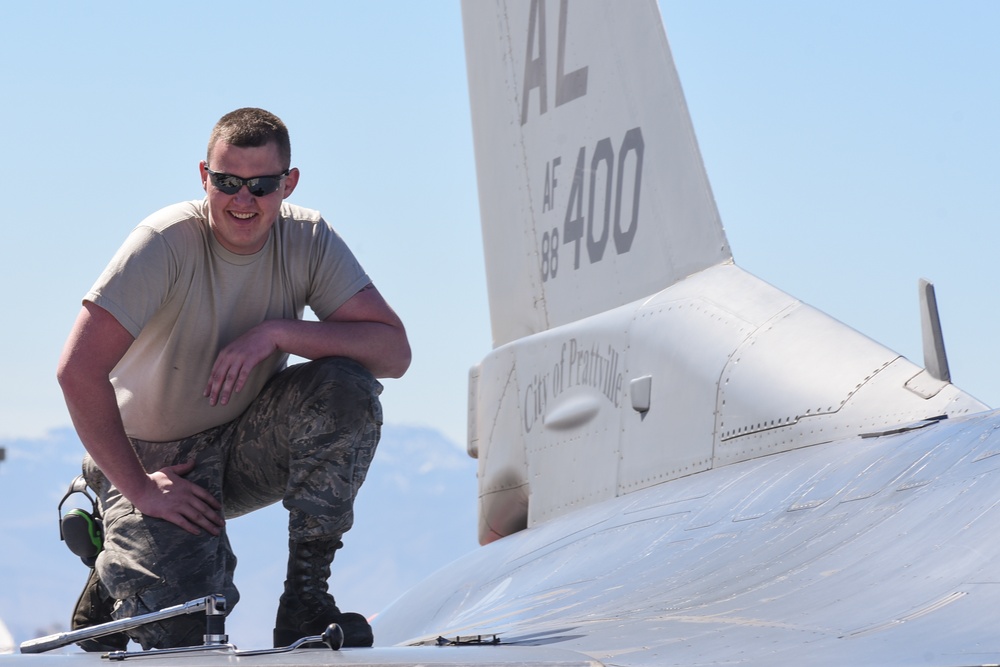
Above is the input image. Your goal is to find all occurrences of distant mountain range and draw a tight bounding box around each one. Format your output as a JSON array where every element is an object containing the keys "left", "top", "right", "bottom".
[{"left": 0, "top": 424, "right": 479, "bottom": 652}]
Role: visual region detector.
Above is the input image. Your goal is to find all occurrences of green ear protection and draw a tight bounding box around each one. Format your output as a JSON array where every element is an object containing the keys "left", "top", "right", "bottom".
[{"left": 58, "top": 475, "right": 103, "bottom": 567}]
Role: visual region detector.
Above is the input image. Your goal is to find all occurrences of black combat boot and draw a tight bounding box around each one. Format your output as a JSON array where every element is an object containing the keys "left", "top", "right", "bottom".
[
  {"left": 272, "top": 537, "right": 373, "bottom": 648},
  {"left": 72, "top": 568, "right": 130, "bottom": 652}
]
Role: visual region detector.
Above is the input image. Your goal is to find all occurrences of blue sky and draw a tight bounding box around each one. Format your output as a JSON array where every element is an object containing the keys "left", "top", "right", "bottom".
[{"left": 0, "top": 2, "right": 998, "bottom": 450}]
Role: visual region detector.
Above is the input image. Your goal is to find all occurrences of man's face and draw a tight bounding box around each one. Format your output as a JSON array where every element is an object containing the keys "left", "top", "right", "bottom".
[{"left": 200, "top": 140, "right": 299, "bottom": 255}]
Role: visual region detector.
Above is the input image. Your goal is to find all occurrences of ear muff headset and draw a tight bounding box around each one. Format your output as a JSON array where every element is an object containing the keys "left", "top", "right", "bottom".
[{"left": 58, "top": 475, "right": 103, "bottom": 567}]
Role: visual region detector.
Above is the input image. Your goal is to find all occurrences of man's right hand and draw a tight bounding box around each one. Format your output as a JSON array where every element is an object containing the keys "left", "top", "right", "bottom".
[{"left": 133, "top": 461, "right": 225, "bottom": 537}]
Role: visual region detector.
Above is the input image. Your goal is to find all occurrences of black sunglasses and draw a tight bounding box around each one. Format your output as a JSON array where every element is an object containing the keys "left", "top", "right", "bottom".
[{"left": 205, "top": 166, "right": 289, "bottom": 197}]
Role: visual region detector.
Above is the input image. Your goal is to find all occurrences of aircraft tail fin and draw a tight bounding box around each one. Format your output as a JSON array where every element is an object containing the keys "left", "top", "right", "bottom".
[{"left": 462, "top": 0, "right": 731, "bottom": 347}]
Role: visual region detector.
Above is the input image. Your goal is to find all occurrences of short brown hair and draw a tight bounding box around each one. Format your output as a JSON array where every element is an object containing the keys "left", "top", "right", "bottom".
[{"left": 206, "top": 108, "right": 291, "bottom": 169}]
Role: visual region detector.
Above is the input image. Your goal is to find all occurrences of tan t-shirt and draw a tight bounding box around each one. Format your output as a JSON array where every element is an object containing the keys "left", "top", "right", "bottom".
[{"left": 86, "top": 199, "right": 370, "bottom": 442}]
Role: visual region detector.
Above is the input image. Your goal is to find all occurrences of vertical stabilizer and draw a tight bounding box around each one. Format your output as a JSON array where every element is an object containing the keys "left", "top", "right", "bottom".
[{"left": 462, "top": 0, "right": 731, "bottom": 347}]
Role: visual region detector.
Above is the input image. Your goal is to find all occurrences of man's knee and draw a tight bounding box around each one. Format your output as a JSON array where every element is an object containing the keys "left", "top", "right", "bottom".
[
  {"left": 289, "top": 357, "right": 383, "bottom": 430},
  {"left": 302, "top": 357, "right": 382, "bottom": 403}
]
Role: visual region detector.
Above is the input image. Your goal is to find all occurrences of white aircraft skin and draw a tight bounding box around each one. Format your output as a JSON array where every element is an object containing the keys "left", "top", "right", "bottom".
[
  {"left": 10, "top": 1, "right": 1000, "bottom": 665},
  {"left": 374, "top": 0, "right": 1000, "bottom": 665}
]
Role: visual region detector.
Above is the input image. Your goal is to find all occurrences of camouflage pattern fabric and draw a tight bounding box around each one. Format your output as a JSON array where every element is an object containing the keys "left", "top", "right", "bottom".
[{"left": 81, "top": 357, "right": 383, "bottom": 649}]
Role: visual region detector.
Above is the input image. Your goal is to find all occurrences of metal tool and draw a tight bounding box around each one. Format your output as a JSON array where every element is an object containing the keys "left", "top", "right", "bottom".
[{"left": 19, "top": 593, "right": 343, "bottom": 657}]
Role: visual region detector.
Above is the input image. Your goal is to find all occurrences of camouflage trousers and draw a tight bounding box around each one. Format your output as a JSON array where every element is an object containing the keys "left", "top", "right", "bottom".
[{"left": 81, "top": 357, "right": 383, "bottom": 649}]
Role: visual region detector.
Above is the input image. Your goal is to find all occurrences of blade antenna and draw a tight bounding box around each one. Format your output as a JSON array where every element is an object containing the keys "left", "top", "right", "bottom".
[{"left": 919, "top": 278, "right": 951, "bottom": 383}]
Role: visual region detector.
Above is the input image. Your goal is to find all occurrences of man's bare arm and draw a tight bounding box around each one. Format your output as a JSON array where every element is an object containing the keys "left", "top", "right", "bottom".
[
  {"left": 57, "top": 301, "right": 223, "bottom": 535},
  {"left": 205, "top": 284, "right": 411, "bottom": 406}
]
